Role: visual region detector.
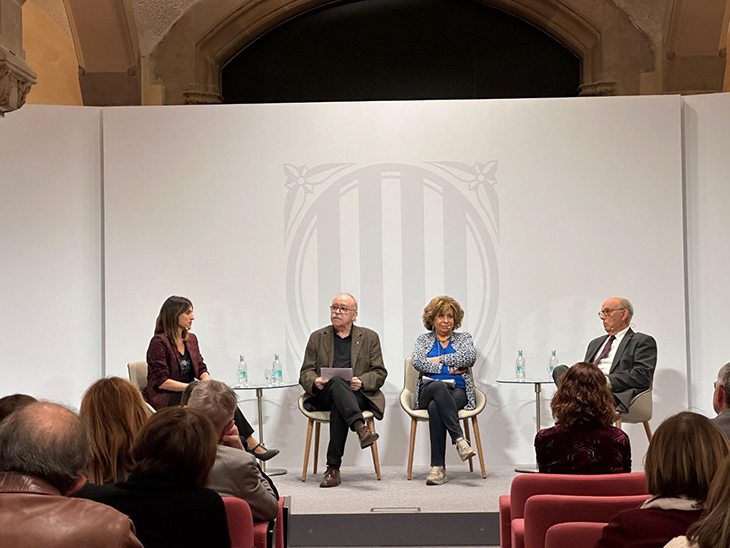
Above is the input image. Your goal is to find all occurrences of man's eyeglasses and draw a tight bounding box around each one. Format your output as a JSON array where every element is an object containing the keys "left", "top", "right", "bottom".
[
  {"left": 330, "top": 304, "right": 354, "bottom": 313},
  {"left": 598, "top": 308, "right": 625, "bottom": 318}
]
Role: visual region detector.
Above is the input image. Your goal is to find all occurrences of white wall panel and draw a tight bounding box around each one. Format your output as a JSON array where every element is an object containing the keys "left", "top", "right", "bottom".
[
  {"left": 683, "top": 93, "right": 730, "bottom": 416},
  {"left": 0, "top": 105, "right": 102, "bottom": 409}
]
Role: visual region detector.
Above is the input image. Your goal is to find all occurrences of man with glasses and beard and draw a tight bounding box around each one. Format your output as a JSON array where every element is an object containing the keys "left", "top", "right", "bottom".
[
  {"left": 299, "top": 293, "right": 387, "bottom": 487},
  {"left": 552, "top": 297, "right": 657, "bottom": 414}
]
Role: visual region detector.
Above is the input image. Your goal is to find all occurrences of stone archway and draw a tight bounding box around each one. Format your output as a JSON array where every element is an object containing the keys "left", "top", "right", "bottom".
[{"left": 149, "top": 0, "right": 655, "bottom": 104}]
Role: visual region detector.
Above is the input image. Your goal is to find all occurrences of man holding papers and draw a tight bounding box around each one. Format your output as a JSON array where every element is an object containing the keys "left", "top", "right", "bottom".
[{"left": 299, "top": 293, "right": 388, "bottom": 487}]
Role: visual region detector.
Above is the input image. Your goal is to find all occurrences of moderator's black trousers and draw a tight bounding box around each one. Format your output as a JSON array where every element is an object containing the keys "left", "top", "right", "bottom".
[
  {"left": 233, "top": 407, "right": 255, "bottom": 439},
  {"left": 418, "top": 382, "right": 467, "bottom": 467},
  {"left": 311, "top": 376, "right": 370, "bottom": 468}
]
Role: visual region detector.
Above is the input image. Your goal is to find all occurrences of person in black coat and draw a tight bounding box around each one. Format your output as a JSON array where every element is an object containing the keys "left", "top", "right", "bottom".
[{"left": 76, "top": 406, "right": 230, "bottom": 548}]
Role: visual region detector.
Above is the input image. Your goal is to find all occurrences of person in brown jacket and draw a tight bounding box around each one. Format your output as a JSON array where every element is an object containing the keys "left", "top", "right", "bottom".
[
  {"left": 0, "top": 401, "right": 143, "bottom": 548},
  {"left": 299, "top": 293, "right": 388, "bottom": 487}
]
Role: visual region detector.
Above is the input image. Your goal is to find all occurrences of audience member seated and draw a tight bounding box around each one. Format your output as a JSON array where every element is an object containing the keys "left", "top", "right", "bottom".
[
  {"left": 594, "top": 412, "right": 730, "bottom": 548},
  {"left": 666, "top": 454, "right": 730, "bottom": 548},
  {"left": 0, "top": 402, "right": 142, "bottom": 548},
  {"left": 76, "top": 406, "right": 230, "bottom": 548},
  {"left": 187, "top": 379, "right": 279, "bottom": 521},
  {"left": 711, "top": 362, "right": 730, "bottom": 438},
  {"left": 79, "top": 377, "right": 150, "bottom": 484},
  {"left": 145, "top": 295, "right": 279, "bottom": 461},
  {"left": 536, "top": 362, "right": 631, "bottom": 474},
  {"left": 0, "top": 393, "right": 36, "bottom": 423}
]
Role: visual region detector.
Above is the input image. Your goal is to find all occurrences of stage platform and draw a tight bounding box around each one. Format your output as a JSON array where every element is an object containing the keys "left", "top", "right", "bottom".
[{"left": 276, "top": 464, "right": 518, "bottom": 547}]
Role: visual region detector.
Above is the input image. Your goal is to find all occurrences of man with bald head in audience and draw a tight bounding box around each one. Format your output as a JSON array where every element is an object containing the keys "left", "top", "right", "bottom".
[
  {"left": 0, "top": 401, "right": 143, "bottom": 548},
  {"left": 186, "top": 380, "right": 279, "bottom": 521},
  {"left": 712, "top": 362, "right": 730, "bottom": 438},
  {"left": 553, "top": 297, "right": 657, "bottom": 414}
]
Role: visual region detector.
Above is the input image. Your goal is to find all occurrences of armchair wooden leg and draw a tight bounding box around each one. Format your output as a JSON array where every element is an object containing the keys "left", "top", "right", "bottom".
[
  {"left": 302, "top": 419, "right": 313, "bottom": 482},
  {"left": 471, "top": 416, "right": 487, "bottom": 479},
  {"left": 643, "top": 421, "right": 652, "bottom": 441},
  {"left": 407, "top": 419, "right": 417, "bottom": 480},
  {"left": 368, "top": 418, "right": 382, "bottom": 480},
  {"left": 463, "top": 418, "right": 474, "bottom": 472},
  {"left": 313, "top": 422, "right": 320, "bottom": 475}
]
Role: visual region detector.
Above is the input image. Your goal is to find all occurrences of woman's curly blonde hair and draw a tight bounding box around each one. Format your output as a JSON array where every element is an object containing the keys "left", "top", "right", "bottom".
[{"left": 422, "top": 295, "right": 464, "bottom": 331}]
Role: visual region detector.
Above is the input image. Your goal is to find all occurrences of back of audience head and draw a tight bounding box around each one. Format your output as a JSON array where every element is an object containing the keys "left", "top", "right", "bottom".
[
  {"left": 0, "top": 402, "right": 88, "bottom": 495},
  {"left": 186, "top": 380, "right": 237, "bottom": 435},
  {"left": 645, "top": 411, "right": 730, "bottom": 502},
  {"left": 687, "top": 454, "right": 730, "bottom": 548},
  {"left": 80, "top": 377, "right": 149, "bottom": 484},
  {"left": 180, "top": 380, "right": 200, "bottom": 406},
  {"left": 0, "top": 393, "right": 37, "bottom": 423},
  {"left": 713, "top": 362, "right": 730, "bottom": 414},
  {"left": 551, "top": 362, "right": 616, "bottom": 428},
  {"left": 131, "top": 406, "right": 217, "bottom": 488}
]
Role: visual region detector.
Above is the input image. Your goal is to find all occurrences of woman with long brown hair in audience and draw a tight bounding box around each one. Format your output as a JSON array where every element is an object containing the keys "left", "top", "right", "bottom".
[
  {"left": 665, "top": 454, "right": 730, "bottom": 548},
  {"left": 80, "top": 377, "right": 150, "bottom": 484},
  {"left": 535, "top": 361, "right": 631, "bottom": 474},
  {"left": 595, "top": 412, "right": 730, "bottom": 548},
  {"left": 75, "top": 406, "right": 230, "bottom": 548}
]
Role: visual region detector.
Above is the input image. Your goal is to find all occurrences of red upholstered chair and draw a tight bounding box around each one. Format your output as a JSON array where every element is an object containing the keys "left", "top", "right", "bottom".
[
  {"left": 498, "top": 472, "right": 647, "bottom": 548},
  {"left": 223, "top": 496, "right": 255, "bottom": 548},
  {"left": 544, "top": 522, "right": 607, "bottom": 548},
  {"left": 253, "top": 496, "right": 288, "bottom": 548},
  {"left": 253, "top": 519, "right": 274, "bottom": 548},
  {"left": 525, "top": 494, "right": 650, "bottom": 548}
]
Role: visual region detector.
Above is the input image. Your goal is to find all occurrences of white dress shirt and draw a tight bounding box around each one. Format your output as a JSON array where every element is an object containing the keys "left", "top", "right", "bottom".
[{"left": 595, "top": 326, "right": 630, "bottom": 376}]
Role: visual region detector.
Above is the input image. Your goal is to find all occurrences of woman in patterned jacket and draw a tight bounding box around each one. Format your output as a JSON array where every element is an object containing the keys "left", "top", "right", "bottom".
[{"left": 411, "top": 295, "right": 477, "bottom": 485}]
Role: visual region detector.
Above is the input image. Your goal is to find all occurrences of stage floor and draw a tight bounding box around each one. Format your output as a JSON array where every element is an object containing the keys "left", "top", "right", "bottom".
[
  {"left": 275, "top": 464, "right": 518, "bottom": 546},
  {"left": 277, "top": 464, "right": 517, "bottom": 514}
]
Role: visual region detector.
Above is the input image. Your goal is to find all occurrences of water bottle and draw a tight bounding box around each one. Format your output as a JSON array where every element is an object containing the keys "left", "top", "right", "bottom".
[
  {"left": 272, "top": 354, "right": 283, "bottom": 386},
  {"left": 548, "top": 350, "right": 559, "bottom": 376},
  {"left": 237, "top": 355, "right": 248, "bottom": 387},
  {"left": 515, "top": 350, "right": 526, "bottom": 380}
]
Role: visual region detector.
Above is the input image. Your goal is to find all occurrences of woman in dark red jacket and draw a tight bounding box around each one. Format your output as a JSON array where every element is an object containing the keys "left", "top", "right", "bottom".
[
  {"left": 145, "top": 295, "right": 278, "bottom": 461},
  {"left": 535, "top": 362, "right": 631, "bottom": 474}
]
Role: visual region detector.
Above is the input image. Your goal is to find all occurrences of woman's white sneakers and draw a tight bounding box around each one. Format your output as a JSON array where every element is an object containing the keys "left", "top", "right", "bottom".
[
  {"left": 426, "top": 465, "right": 447, "bottom": 485},
  {"left": 455, "top": 437, "right": 476, "bottom": 461}
]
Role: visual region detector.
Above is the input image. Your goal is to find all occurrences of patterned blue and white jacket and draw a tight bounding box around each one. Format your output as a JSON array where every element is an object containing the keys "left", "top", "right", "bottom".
[{"left": 411, "top": 331, "right": 477, "bottom": 411}]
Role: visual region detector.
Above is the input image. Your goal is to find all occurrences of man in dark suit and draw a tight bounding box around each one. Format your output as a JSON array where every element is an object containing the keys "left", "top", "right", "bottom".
[
  {"left": 299, "top": 293, "right": 387, "bottom": 487},
  {"left": 553, "top": 297, "right": 657, "bottom": 414},
  {"left": 712, "top": 362, "right": 730, "bottom": 438}
]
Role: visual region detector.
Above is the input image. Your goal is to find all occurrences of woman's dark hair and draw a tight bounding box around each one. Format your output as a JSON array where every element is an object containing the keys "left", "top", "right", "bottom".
[
  {"left": 422, "top": 295, "right": 465, "bottom": 331},
  {"left": 154, "top": 295, "right": 193, "bottom": 343},
  {"left": 131, "top": 406, "right": 217, "bottom": 488},
  {"left": 551, "top": 362, "right": 616, "bottom": 427},
  {"left": 644, "top": 412, "right": 730, "bottom": 502},
  {"left": 0, "top": 394, "right": 37, "bottom": 423},
  {"left": 687, "top": 454, "right": 730, "bottom": 548}
]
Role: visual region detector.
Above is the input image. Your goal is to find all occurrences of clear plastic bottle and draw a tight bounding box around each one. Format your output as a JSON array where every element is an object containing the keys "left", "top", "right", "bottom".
[
  {"left": 272, "top": 354, "right": 283, "bottom": 386},
  {"left": 515, "top": 350, "right": 526, "bottom": 380},
  {"left": 237, "top": 355, "right": 248, "bottom": 387},
  {"left": 548, "top": 350, "right": 559, "bottom": 376}
]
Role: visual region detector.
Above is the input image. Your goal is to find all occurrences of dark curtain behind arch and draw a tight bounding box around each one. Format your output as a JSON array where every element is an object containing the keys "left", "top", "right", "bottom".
[{"left": 221, "top": 0, "right": 580, "bottom": 103}]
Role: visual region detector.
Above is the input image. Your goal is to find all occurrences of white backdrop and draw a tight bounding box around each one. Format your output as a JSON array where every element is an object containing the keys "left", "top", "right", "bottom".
[
  {"left": 0, "top": 106, "right": 102, "bottom": 406},
  {"left": 101, "top": 95, "right": 687, "bottom": 467},
  {"left": 684, "top": 93, "right": 730, "bottom": 415}
]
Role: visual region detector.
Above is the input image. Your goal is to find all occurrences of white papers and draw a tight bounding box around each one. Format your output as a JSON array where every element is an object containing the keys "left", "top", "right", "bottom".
[{"left": 321, "top": 367, "right": 354, "bottom": 381}]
